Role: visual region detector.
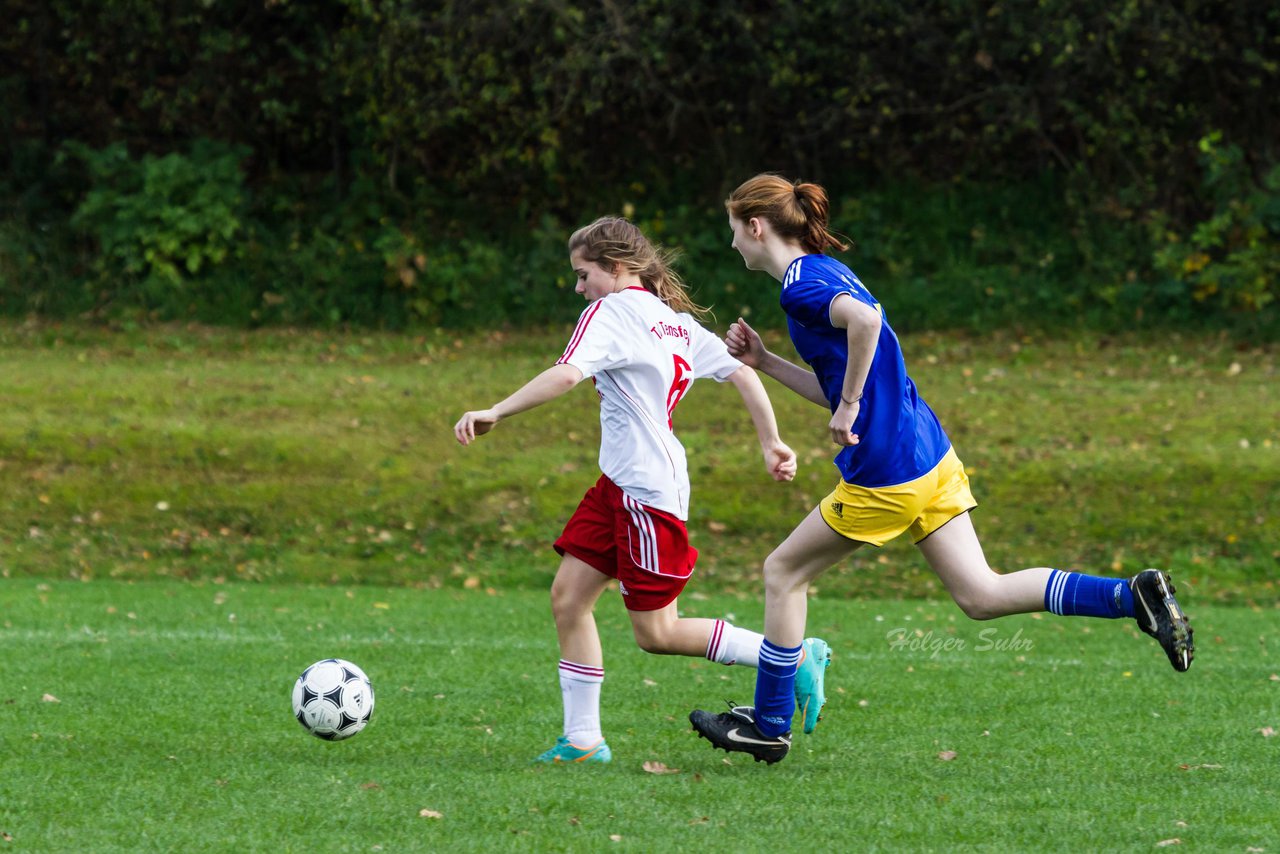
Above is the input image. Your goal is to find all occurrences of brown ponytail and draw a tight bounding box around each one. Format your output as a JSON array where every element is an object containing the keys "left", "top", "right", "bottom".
[{"left": 726, "top": 173, "right": 850, "bottom": 254}]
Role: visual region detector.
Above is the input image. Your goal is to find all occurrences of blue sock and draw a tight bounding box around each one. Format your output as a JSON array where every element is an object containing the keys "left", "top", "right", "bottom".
[
  {"left": 753, "top": 639, "right": 802, "bottom": 736},
  {"left": 1044, "top": 569, "right": 1134, "bottom": 619}
]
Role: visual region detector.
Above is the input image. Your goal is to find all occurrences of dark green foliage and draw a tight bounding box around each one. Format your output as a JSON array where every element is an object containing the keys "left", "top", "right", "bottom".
[
  {"left": 66, "top": 140, "right": 250, "bottom": 306},
  {"left": 0, "top": 1, "right": 1277, "bottom": 331},
  {"left": 1150, "top": 134, "right": 1280, "bottom": 317}
]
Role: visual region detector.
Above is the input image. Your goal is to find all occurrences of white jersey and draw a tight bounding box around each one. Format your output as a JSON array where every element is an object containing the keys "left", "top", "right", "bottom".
[{"left": 556, "top": 287, "right": 742, "bottom": 519}]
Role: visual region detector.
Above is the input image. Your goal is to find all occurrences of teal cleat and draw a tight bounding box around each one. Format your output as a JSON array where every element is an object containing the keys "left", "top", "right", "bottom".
[
  {"left": 533, "top": 736, "right": 612, "bottom": 765},
  {"left": 794, "top": 637, "right": 831, "bottom": 734}
]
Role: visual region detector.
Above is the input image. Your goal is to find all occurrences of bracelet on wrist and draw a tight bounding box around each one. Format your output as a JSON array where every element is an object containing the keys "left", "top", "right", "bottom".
[{"left": 841, "top": 392, "right": 862, "bottom": 405}]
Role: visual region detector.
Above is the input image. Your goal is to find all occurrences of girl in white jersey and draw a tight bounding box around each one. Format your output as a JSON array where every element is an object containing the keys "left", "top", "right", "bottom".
[{"left": 454, "top": 216, "right": 823, "bottom": 764}]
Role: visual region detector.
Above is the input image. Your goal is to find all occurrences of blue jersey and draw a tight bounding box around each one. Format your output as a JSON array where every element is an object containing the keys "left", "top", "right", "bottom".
[{"left": 780, "top": 254, "right": 951, "bottom": 488}]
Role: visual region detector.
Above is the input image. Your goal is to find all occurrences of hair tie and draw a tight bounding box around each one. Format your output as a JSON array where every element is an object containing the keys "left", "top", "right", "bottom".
[{"left": 793, "top": 185, "right": 808, "bottom": 213}]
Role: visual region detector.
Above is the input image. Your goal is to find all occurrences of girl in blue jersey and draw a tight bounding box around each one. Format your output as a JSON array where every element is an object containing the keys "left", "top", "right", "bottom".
[{"left": 690, "top": 174, "right": 1194, "bottom": 764}]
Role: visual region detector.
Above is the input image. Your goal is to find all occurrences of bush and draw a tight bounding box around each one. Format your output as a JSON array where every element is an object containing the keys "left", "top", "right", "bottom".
[
  {"left": 0, "top": 218, "right": 82, "bottom": 317},
  {"left": 3, "top": 2, "right": 1277, "bottom": 335},
  {"left": 66, "top": 139, "right": 250, "bottom": 312},
  {"left": 1151, "top": 134, "right": 1280, "bottom": 316}
]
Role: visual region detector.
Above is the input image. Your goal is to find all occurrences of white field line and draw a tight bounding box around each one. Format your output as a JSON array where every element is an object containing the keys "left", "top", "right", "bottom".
[{"left": 0, "top": 625, "right": 484, "bottom": 647}]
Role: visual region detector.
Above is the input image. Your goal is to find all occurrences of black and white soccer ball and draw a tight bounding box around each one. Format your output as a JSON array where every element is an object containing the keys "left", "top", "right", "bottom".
[{"left": 291, "top": 658, "right": 375, "bottom": 741}]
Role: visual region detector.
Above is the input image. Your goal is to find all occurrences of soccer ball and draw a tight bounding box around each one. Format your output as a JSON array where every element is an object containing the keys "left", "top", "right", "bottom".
[{"left": 291, "top": 658, "right": 375, "bottom": 741}]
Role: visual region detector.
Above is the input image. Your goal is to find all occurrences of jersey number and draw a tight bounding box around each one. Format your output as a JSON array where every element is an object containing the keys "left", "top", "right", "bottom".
[{"left": 665, "top": 355, "right": 692, "bottom": 428}]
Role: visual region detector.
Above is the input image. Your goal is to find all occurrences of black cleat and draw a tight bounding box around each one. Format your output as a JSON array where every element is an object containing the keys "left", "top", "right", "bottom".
[
  {"left": 1130, "top": 569, "right": 1194, "bottom": 672},
  {"left": 689, "top": 702, "right": 791, "bottom": 764}
]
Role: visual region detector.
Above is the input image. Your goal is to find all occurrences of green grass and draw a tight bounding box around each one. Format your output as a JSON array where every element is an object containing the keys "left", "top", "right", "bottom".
[
  {"left": 2, "top": 579, "right": 1277, "bottom": 851},
  {"left": 1, "top": 322, "right": 1276, "bottom": 603},
  {"left": 0, "top": 320, "right": 1276, "bottom": 847}
]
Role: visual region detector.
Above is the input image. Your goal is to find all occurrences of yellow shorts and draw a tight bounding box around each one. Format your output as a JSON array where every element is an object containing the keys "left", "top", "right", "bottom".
[{"left": 819, "top": 447, "right": 977, "bottom": 546}]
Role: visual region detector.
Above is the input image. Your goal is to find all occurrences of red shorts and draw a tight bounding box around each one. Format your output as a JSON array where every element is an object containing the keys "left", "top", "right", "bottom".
[{"left": 554, "top": 475, "right": 697, "bottom": 612}]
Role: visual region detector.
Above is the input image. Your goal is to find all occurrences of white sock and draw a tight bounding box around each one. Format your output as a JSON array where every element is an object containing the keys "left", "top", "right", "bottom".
[
  {"left": 705, "top": 620, "right": 764, "bottom": 668},
  {"left": 559, "top": 660, "right": 604, "bottom": 745}
]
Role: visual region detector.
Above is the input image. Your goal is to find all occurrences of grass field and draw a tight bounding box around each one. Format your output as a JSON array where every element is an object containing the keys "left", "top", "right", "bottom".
[
  {"left": 0, "top": 321, "right": 1277, "bottom": 850},
  {"left": 3, "top": 579, "right": 1277, "bottom": 852},
  {"left": 0, "top": 322, "right": 1276, "bottom": 601}
]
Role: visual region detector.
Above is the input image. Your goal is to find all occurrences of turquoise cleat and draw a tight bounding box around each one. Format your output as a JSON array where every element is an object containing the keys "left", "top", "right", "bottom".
[
  {"left": 533, "top": 736, "right": 612, "bottom": 764},
  {"left": 794, "top": 637, "right": 831, "bottom": 734}
]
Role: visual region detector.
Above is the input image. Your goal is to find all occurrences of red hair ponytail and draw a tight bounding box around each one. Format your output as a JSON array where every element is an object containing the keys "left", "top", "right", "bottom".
[{"left": 726, "top": 174, "right": 849, "bottom": 254}]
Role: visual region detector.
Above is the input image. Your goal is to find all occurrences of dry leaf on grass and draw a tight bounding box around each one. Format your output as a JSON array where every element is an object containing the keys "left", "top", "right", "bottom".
[
  {"left": 418, "top": 809, "right": 443, "bottom": 819},
  {"left": 937, "top": 750, "right": 957, "bottom": 761},
  {"left": 642, "top": 761, "right": 679, "bottom": 775},
  {"left": 41, "top": 694, "right": 59, "bottom": 703},
  {"left": 1156, "top": 839, "right": 1182, "bottom": 847},
  {"left": 1258, "top": 726, "right": 1276, "bottom": 738}
]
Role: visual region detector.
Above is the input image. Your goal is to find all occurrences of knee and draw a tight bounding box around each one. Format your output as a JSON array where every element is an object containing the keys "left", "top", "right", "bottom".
[
  {"left": 631, "top": 622, "right": 672, "bottom": 654},
  {"left": 762, "top": 552, "right": 799, "bottom": 596},
  {"left": 548, "top": 581, "right": 583, "bottom": 625},
  {"left": 951, "top": 586, "right": 1001, "bottom": 621},
  {"left": 763, "top": 550, "right": 820, "bottom": 599}
]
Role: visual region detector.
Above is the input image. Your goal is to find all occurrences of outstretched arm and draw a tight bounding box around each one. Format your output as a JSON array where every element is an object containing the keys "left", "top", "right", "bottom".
[
  {"left": 725, "top": 365, "right": 797, "bottom": 482},
  {"left": 726, "top": 317, "right": 829, "bottom": 407},
  {"left": 454, "top": 362, "right": 585, "bottom": 445}
]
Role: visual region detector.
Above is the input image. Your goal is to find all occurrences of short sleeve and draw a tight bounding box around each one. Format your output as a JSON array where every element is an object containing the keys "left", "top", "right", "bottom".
[
  {"left": 685, "top": 321, "right": 742, "bottom": 381},
  {"left": 556, "top": 298, "right": 631, "bottom": 377},
  {"left": 780, "top": 277, "right": 851, "bottom": 329}
]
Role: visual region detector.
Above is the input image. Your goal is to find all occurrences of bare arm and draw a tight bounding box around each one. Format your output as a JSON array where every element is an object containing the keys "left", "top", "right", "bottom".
[
  {"left": 454, "top": 362, "right": 585, "bottom": 445},
  {"left": 725, "top": 365, "right": 797, "bottom": 482},
  {"left": 826, "top": 293, "right": 882, "bottom": 447},
  {"left": 725, "top": 317, "right": 828, "bottom": 407}
]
